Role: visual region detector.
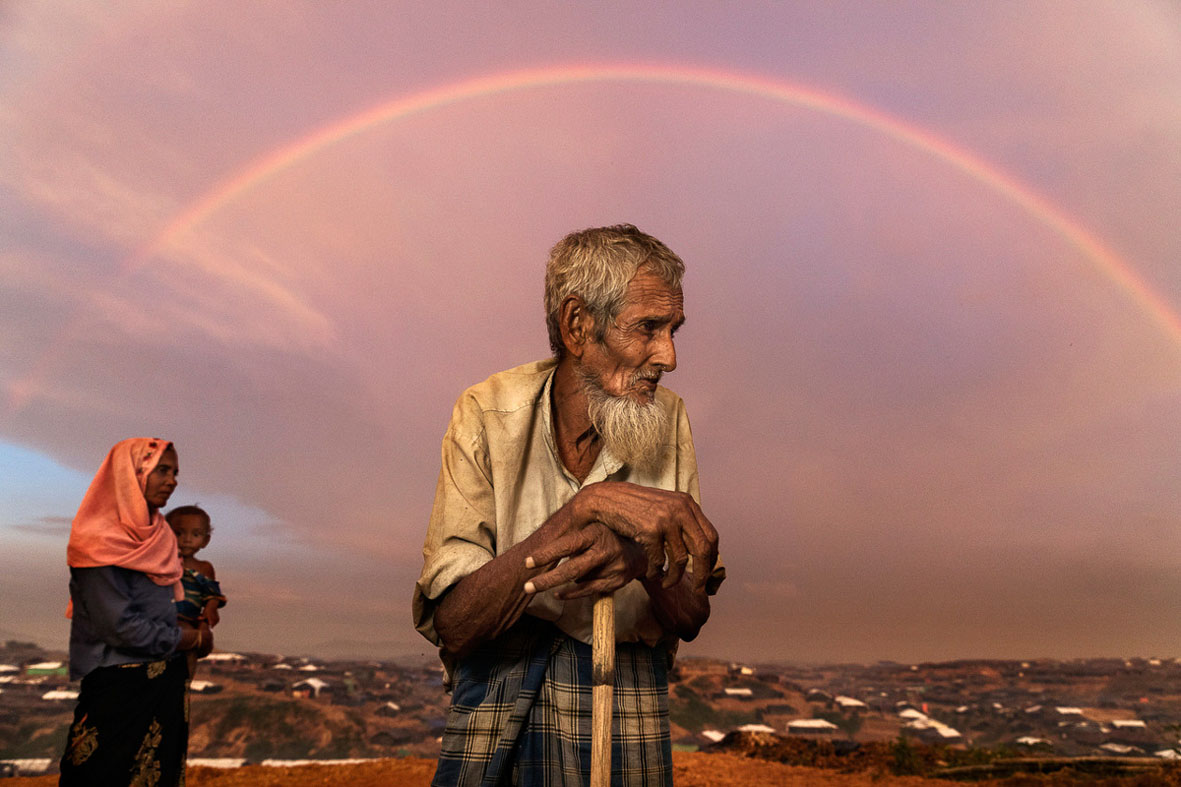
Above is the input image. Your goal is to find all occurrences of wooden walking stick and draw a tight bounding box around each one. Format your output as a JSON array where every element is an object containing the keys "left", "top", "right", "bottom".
[{"left": 590, "top": 592, "right": 615, "bottom": 787}]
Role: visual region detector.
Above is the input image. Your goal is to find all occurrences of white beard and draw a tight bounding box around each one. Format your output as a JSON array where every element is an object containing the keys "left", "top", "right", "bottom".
[{"left": 580, "top": 367, "right": 669, "bottom": 472}]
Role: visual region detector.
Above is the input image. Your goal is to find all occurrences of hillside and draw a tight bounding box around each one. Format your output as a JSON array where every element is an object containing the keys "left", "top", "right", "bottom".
[{"left": 4, "top": 641, "right": 1181, "bottom": 781}]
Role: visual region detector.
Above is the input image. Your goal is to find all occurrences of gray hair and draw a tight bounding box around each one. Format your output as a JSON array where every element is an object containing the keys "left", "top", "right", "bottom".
[{"left": 544, "top": 224, "right": 685, "bottom": 358}]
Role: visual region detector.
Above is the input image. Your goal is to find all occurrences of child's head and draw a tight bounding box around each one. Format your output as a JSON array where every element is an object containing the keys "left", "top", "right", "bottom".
[{"left": 166, "top": 505, "right": 212, "bottom": 558}]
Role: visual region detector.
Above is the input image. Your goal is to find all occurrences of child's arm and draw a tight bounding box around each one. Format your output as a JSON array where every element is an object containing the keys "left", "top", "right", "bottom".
[
  {"left": 203, "top": 598, "right": 221, "bottom": 627},
  {"left": 198, "top": 560, "right": 225, "bottom": 627}
]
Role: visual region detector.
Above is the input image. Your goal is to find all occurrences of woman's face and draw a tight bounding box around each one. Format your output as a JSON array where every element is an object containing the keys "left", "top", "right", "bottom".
[{"left": 143, "top": 446, "right": 179, "bottom": 511}]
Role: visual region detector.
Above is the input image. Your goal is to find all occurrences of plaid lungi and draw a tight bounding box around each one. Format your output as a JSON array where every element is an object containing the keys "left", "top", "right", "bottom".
[{"left": 432, "top": 618, "right": 672, "bottom": 787}]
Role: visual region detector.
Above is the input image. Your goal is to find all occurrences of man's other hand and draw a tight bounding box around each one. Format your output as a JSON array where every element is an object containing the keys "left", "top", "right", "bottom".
[{"left": 574, "top": 482, "right": 719, "bottom": 590}]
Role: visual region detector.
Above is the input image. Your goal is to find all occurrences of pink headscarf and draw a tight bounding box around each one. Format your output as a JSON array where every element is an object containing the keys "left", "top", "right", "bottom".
[{"left": 66, "top": 438, "right": 184, "bottom": 612}]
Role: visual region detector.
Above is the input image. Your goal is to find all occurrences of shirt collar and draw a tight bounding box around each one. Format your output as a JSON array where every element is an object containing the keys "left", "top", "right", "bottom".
[{"left": 539, "top": 366, "right": 624, "bottom": 488}]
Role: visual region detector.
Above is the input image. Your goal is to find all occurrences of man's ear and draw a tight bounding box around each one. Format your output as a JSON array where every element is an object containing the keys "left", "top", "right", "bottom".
[{"left": 558, "top": 295, "right": 592, "bottom": 360}]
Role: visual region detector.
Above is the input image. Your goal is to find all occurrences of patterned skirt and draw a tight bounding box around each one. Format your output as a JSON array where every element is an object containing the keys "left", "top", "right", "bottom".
[
  {"left": 433, "top": 619, "right": 672, "bottom": 787},
  {"left": 59, "top": 655, "right": 189, "bottom": 786}
]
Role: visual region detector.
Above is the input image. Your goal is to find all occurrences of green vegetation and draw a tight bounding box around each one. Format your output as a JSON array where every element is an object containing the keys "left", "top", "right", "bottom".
[
  {"left": 314, "top": 712, "right": 368, "bottom": 759},
  {"left": 243, "top": 736, "right": 311, "bottom": 762},
  {"left": 205, "top": 695, "right": 334, "bottom": 760},
  {"left": 0, "top": 720, "right": 70, "bottom": 759},
  {"left": 669, "top": 686, "right": 756, "bottom": 731},
  {"left": 890, "top": 735, "right": 922, "bottom": 775},
  {"left": 719, "top": 732, "right": 1181, "bottom": 784},
  {"left": 200, "top": 697, "right": 385, "bottom": 760}
]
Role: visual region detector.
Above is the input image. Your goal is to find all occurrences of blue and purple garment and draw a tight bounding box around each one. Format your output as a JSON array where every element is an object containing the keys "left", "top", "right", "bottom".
[{"left": 175, "top": 568, "right": 225, "bottom": 624}]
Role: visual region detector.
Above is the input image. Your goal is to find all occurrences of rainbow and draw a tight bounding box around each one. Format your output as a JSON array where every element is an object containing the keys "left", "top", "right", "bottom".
[
  {"left": 129, "top": 63, "right": 1181, "bottom": 344},
  {"left": 10, "top": 63, "right": 1180, "bottom": 412}
]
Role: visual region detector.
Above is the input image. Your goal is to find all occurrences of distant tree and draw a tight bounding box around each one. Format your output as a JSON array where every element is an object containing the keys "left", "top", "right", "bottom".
[{"left": 890, "top": 735, "right": 923, "bottom": 775}]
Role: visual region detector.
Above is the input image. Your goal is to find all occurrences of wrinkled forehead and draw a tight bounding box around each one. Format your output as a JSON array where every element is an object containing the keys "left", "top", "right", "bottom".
[{"left": 623, "top": 268, "right": 685, "bottom": 311}]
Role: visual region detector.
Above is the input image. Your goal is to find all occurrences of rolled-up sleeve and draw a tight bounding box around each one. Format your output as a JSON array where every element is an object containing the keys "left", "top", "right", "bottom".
[{"left": 412, "top": 394, "right": 498, "bottom": 645}]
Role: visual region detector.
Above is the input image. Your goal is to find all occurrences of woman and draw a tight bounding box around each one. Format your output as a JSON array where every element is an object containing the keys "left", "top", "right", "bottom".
[{"left": 59, "top": 438, "right": 212, "bottom": 786}]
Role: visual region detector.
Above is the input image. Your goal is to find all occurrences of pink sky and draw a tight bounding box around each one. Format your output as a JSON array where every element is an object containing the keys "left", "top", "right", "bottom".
[{"left": 1, "top": 1, "right": 1179, "bottom": 664}]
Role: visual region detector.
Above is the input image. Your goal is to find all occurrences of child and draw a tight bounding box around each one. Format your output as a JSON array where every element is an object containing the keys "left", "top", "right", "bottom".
[{"left": 165, "top": 505, "right": 226, "bottom": 676}]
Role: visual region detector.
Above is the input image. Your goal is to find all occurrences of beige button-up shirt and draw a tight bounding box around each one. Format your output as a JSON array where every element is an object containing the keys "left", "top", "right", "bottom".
[{"left": 413, "top": 359, "right": 721, "bottom": 655}]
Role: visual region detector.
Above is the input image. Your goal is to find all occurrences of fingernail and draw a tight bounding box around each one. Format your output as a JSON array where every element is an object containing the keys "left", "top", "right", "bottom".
[
  {"left": 524, "top": 581, "right": 536, "bottom": 594},
  {"left": 525, "top": 556, "right": 536, "bottom": 569}
]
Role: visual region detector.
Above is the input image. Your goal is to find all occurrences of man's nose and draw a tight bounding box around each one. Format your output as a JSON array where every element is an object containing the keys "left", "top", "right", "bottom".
[{"left": 652, "top": 332, "right": 677, "bottom": 372}]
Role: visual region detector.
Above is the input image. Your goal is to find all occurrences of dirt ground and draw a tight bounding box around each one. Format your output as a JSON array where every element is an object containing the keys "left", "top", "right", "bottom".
[{"left": 5, "top": 752, "right": 971, "bottom": 786}]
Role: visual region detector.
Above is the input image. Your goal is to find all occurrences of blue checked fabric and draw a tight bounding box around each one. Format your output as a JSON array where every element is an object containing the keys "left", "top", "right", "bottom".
[{"left": 432, "top": 619, "right": 672, "bottom": 786}]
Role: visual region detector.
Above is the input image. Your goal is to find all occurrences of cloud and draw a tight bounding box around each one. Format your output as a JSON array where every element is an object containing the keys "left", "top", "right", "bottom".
[
  {"left": 7, "top": 515, "right": 72, "bottom": 537},
  {"left": 1, "top": 1, "right": 1178, "bottom": 663}
]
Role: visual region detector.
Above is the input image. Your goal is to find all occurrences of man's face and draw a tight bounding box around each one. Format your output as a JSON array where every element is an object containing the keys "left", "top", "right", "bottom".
[{"left": 580, "top": 268, "right": 684, "bottom": 403}]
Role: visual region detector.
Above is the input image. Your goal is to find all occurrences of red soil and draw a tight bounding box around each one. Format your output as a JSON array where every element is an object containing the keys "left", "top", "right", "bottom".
[{"left": 5, "top": 752, "right": 968, "bottom": 786}]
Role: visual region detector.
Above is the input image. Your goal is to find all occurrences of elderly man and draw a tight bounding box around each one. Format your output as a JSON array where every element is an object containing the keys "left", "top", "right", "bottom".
[{"left": 413, "top": 224, "right": 723, "bottom": 786}]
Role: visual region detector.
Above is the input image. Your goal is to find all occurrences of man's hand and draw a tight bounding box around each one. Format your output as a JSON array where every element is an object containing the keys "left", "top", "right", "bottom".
[
  {"left": 571, "top": 481, "right": 718, "bottom": 590},
  {"left": 437, "top": 480, "right": 717, "bottom": 657},
  {"left": 523, "top": 523, "right": 647, "bottom": 598}
]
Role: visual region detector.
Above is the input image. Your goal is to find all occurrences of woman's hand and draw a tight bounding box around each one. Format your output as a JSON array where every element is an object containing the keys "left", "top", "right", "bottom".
[
  {"left": 178, "top": 621, "right": 214, "bottom": 656},
  {"left": 195, "top": 622, "right": 214, "bottom": 657}
]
